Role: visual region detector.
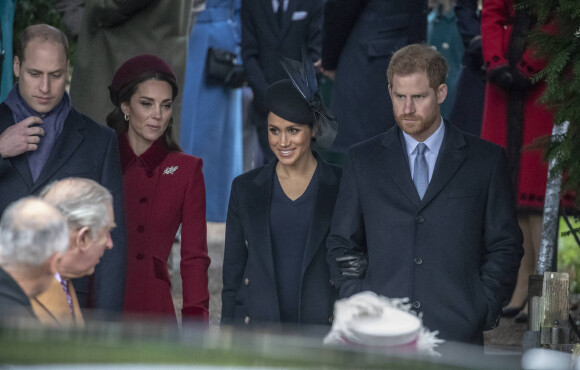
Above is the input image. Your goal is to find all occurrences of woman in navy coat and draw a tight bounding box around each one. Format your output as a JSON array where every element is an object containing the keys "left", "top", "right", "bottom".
[{"left": 221, "top": 78, "right": 341, "bottom": 327}]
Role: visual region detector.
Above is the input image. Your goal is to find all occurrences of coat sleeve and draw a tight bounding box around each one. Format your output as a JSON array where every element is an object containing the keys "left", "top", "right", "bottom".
[
  {"left": 454, "top": 0, "right": 480, "bottom": 47},
  {"left": 88, "top": 0, "right": 157, "bottom": 31},
  {"left": 94, "top": 130, "right": 127, "bottom": 313},
  {"left": 481, "top": 148, "right": 524, "bottom": 330},
  {"left": 321, "top": 0, "right": 366, "bottom": 70},
  {"left": 180, "top": 158, "right": 210, "bottom": 322},
  {"left": 241, "top": 0, "right": 269, "bottom": 114},
  {"left": 307, "top": 0, "right": 323, "bottom": 62},
  {"left": 326, "top": 150, "right": 366, "bottom": 298},
  {"left": 481, "top": 0, "right": 511, "bottom": 71},
  {"left": 221, "top": 178, "right": 248, "bottom": 324}
]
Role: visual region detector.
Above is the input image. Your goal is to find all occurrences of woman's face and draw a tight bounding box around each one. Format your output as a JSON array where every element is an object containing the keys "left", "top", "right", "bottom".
[
  {"left": 267, "top": 112, "right": 314, "bottom": 167},
  {"left": 121, "top": 79, "right": 173, "bottom": 152}
]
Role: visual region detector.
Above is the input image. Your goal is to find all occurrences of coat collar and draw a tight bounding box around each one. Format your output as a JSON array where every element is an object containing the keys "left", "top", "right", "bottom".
[
  {"left": 118, "top": 132, "right": 169, "bottom": 174},
  {"left": 381, "top": 121, "right": 467, "bottom": 209},
  {"left": 247, "top": 152, "right": 339, "bottom": 285}
]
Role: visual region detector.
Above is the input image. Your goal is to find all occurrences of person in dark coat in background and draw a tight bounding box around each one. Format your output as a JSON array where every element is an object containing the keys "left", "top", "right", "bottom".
[
  {"left": 327, "top": 44, "right": 523, "bottom": 344},
  {"left": 107, "top": 55, "right": 210, "bottom": 323},
  {"left": 241, "top": 0, "right": 324, "bottom": 164},
  {"left": 320, "top": 0, "right": 429, "bottom": 153},
  {"left": 448, "top": 0, "right": 486, "bottom": 136},
  {"left": 221, "top": 58, "right": 341, "bottom": 327}
]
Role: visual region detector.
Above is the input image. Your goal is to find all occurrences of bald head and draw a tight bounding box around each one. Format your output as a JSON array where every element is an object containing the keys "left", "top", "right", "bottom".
[
  {"left": 41, "top": 178, "right": 113, "bottom": 240},
  {"left": 0, "top": 197, "right": 68, "bottom": 267}
]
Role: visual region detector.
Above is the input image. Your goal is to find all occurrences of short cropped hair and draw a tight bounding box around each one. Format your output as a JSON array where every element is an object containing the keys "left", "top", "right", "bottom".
[
  {"left": 15, "top": 24, "right": 69, "bottom": 63},
  {"left": 387, "top": 44, "right": 448, "bottom": 90},
  {"left": 40, "top": 178, "right": 113, "bottom": 240},
  {"left": 0, "top": 197, "right": 68, "bottom": 267}
]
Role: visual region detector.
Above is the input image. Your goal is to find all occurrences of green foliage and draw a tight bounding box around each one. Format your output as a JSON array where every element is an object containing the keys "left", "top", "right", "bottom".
[
  {"left": 12, "top": 0, "right": 76, "bottom": 61},
  {"left": 558, "top": 216, "right": 580, "bottom": 293},
  {"left": 517, "top": 0, "right": 580, "bottom": 194}
]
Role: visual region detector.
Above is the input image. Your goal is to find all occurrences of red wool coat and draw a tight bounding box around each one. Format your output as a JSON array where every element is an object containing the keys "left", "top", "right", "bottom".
[
  {"left": 119, "top": 133, "right": 210, "bottom": 322},
  {"left": 480, "top": 0, "right": 574, "bottom": 210}
]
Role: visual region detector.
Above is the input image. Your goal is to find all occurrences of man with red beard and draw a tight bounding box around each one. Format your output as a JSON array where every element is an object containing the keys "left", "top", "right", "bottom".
[{"left": 327, "top": 44, "right": 523, "bottom": 345}]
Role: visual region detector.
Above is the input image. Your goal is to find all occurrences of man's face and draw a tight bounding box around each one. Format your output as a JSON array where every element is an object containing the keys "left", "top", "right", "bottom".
[
  {"left": 59, "top": 204, "right": 115, "bottom": 279},
  {"left": 13, "top": 38, "right": 68, "bottom": 114},
  {"left": 389, "top": 71, "right": 447, "bottom": 142}
]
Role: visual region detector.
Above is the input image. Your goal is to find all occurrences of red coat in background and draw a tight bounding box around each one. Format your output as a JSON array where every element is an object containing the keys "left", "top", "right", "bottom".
[
  {"left": 480, "top": 0, "right": 574, "bottom": 210},
  {"left": 119, "top": 133, "right": 210, "bottom": 322}
]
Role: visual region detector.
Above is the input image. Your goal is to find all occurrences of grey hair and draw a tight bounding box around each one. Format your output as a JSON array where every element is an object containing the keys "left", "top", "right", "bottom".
[
  {"left": 0, "top": 197, "right": 68, "bottom": 266},
  {"left": 40, "top": 178, "right": 113, "bottom": 240}
]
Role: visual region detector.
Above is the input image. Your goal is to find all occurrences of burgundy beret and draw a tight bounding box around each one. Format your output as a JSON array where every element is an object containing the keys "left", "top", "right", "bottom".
[{"left": 108, "top": 54, "right": 177, "bottom": 105}]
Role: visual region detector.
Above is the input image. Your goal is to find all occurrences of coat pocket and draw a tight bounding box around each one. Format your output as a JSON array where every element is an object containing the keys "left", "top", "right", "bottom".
[{"left": 152, "top": 256, "right": 171, "bottom": 286}]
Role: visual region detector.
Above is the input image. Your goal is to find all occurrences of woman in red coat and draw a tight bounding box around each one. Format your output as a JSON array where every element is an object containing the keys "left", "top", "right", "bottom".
[
  {"left": 481, "top": 0, "right": 573, "bottom": 321},
  {"left": 107, "top": 54, "right": 210, "bottom": 323}
]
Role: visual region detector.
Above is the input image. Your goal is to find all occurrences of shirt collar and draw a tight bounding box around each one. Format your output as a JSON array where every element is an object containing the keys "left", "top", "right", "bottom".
[
  {"left": 118, "top": 131, "right": 169, "bottom": 173},
  {"left": 403, "top": 117, "right": 445, "bottom": 157}
]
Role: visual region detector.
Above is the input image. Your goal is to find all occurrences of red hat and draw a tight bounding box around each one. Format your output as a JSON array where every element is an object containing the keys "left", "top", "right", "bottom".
[{"left": 108, "top": 54, "right": 177, "bottom": 105}]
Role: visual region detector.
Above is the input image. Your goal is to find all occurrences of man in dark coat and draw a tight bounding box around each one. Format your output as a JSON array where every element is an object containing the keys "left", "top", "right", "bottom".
[
  {"left": 241, "top": 0, "right": 323, "bottom": 163},
  {"left": 0, "top": 197, "right": 69, "bottom": 323},
  {"left": 0, "top": 24, "right": 126, "bottom": 316},
  {"left": 326, "top": 44, "right": 523, "bottom": 344},
  {"left": 321, "top": 0, "right": 429, "bottom": 152}
]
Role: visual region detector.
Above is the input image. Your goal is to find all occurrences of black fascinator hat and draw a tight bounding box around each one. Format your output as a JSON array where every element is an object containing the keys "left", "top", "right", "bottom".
[{"left": 265, "top": 47, "right": 338, "bottom": 149}]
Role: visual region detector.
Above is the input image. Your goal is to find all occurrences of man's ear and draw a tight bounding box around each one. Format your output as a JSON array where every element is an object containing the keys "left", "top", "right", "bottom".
[
  {"left": 13, "top": 56, "right": 21, "bottom": 78},
  {"left": 436, "top": 83, "right": 448, "bottom": 104},
  {"left": 75, "top": 226, "right": 92, "bottom": 252},
  {"left": 47, "top": 252, "right": 62, "bottom": 275}
]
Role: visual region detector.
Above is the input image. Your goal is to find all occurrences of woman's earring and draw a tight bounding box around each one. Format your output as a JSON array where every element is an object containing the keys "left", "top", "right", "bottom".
[{"left": 124, "top": 114, "right": 129, "bottom": 121}]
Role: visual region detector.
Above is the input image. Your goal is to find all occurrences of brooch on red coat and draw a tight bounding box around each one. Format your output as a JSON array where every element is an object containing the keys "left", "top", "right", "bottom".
[{"left": 163, "top": 166, "right": 179, "bottom": 175}]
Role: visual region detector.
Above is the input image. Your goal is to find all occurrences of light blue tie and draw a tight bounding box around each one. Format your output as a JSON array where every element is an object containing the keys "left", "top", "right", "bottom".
[{"left": 414, "top": 143, "right": 429, "bottom": 199}]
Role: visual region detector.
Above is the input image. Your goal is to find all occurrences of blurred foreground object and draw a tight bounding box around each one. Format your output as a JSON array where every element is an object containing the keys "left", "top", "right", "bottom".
[{"left": 324, "top": 291, "right": 443, "bottom": 356}]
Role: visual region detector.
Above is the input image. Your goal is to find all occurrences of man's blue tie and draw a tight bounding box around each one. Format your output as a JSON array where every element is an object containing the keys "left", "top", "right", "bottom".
[{"left": 414, "top": 143, "right": 429, "bottom": 199}]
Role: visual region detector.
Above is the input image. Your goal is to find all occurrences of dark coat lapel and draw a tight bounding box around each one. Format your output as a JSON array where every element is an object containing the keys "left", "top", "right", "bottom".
[
  {"left": 279, "top": 0, "right": 301, "bottom": 40},
  {"left": 263, "top": 0, "right": 281, "bottom": 38},
  {"left": 420, "top": 122, "right": 467, "bottom": 207},
  {"left": 0, "top": 103, "right": 33, "bottom": 188},
  {"left": 301, "top": 158, "right": 337, "bottom": 276},
  {"left": 249, "top": 160, "right": 277, "bottom": 283},
  {"left": 381, "top": 127, "right": 421, "bottom": 207},
  {"left": 32, "top": 109, "right": 85, "bottom": 192}
]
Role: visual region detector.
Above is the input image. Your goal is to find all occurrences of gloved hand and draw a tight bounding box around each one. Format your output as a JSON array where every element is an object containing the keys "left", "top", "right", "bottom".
[
  {"left": 487, "top": 65, "right": 515, "bottom": 91},
  {"left": 336, "top": 250, "right": 368, "bottom": 279},
  {"left": 462, "top": 36, "right": 483, "bottom": 72},
  {"left": 488, "top": 65, "right": 532, "bottom": 91}
]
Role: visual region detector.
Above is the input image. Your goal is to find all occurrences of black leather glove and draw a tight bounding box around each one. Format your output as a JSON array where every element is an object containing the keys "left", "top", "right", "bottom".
[
  {"left": 488, "top": 65, "right": 531, "bottom": 91},
  {"left": 462, "top": 36, "right": 483, "bottom": 72},
  {"left": 336, "top": 250, "right": 368, "bottom": 279},
  {"left": 488, "top": 65, "right": 515, "bottom": 91}
]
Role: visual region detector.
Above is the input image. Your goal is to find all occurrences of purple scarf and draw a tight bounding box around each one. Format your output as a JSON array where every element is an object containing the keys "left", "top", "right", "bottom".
[{"left": 4, "top": 85, "right": 71, "bottom": 181}]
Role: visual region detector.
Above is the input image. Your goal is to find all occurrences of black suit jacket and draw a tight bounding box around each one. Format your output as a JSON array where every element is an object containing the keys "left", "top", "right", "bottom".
[
  {"left": 327, "top": 122, "right": 523, "bottom": 344},
  {"left": 0, "top": 266, "right": 37, "bottom": 322},
  {"left": 241, "top": 0, "right": 323, "bottom": 114},
  {"left": 0, "top": 103, "right": 127, "bottom": 314},
  {"left": 222, "top": 155, "right": 341, "bottom": 327}
]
